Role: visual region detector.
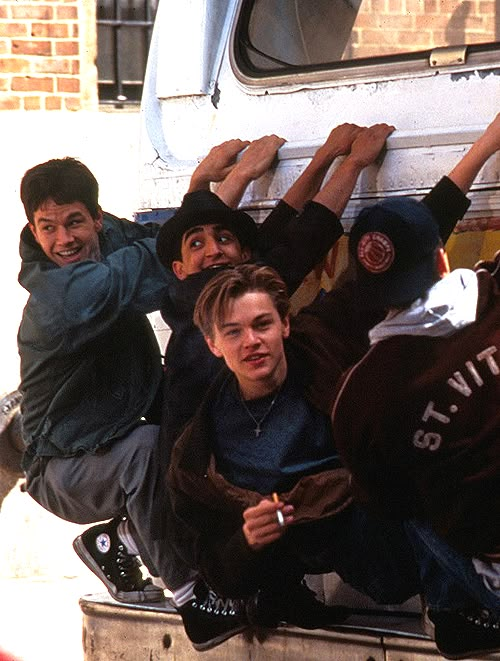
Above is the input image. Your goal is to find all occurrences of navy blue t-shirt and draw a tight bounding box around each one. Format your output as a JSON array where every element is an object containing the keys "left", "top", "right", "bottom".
[{"left": 212, "top": 374, "right": 341, "bottom": 494}]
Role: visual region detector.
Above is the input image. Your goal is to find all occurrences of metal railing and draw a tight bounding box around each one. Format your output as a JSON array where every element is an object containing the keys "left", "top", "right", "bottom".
[{"left": 97, "top": 0, "right": 158, "bottom": 105}]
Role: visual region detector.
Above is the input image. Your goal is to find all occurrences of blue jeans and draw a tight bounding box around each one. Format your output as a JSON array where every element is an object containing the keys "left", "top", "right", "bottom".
[
  {"left": 282, "top": 504, "right": 421, "bottom": 605},
  {"left": 405, "top": 520, "right": 500, "bottom": 614}
]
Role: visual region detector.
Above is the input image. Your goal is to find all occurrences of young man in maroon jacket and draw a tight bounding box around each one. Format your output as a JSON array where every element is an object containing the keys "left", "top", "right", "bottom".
[{"left": 332, "top": 114, "right": 500, "bottom": 660}]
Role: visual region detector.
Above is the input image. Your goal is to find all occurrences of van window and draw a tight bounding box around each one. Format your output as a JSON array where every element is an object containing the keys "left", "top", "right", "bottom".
[{"left": 235, "top": 0, "right": 499, "bottom": 75}]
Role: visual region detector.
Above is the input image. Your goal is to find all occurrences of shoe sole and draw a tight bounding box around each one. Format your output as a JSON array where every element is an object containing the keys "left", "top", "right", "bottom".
[
  {"left": 73, "top": 535, "right": 165, "bottom": 604},
  {"left": 190, "top": 624, "right": 248, "bottom": 651}
]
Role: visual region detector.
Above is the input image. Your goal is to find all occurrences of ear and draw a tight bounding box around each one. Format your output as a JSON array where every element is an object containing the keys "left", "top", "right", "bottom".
[
  {"left": 282, "top": 314, "right": 290, "bottom": 339},
  {"left": 205, "top": 335, "right": 223, "bottom": 358},
  {"left": 241, "top": 246, "right": 252, "bottom": 262},
  {"left": 436, "top": 248, "right": 450, "bottom": 278},
  {"left": 29, "top": 222, "right": 40, "bottom": 245},
  {"left": 172, "top": 260, "right": 187, "bottom": 280},
  {"left": 94, "top": 207, "right": 104, "bottom": 232}
]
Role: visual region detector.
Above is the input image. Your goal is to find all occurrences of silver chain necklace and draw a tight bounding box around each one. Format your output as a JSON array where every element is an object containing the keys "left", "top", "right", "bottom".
[{"left": 239, "top": 387, "right": 281, "bottom": 437}]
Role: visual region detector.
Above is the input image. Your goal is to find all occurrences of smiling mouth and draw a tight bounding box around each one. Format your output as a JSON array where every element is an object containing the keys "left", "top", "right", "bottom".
[
  {"left": 57, "top": 247, "right": 81, "bottom": 258},
  {"left": 244, "top": 354, "right": 267, "bottom": 363}
]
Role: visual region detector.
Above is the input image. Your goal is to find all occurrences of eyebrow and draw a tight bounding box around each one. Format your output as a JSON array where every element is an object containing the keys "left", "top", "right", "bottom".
[
  {"left": 182, "top": 224, "right": 231, "bottom": 243},
  {"left": 220, "top": 313, "right": 272, "bottom": 329},
  {"left": 36, "top": 212, "right": 84, "bottom": 225}
]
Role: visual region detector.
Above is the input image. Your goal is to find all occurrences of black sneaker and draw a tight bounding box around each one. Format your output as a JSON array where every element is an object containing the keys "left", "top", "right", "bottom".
[
  {"left": 176, "top": 580, "right": 248, "bottom": 651},
  {"left": 247, "top": 579, "right": 349, "bottom": 630},
  {"left": 73, "top": 518, "right": 165, "bottom": 604},
  {"left": 429, "top": 607, "right": 500, "bottom": 659}
]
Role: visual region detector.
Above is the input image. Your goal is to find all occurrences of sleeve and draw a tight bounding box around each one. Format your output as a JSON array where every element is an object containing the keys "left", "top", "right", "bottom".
[
  {"left": 261, "top": 200, "right": 344, "bottom": 295},
  {"left": 22, "top": 238, "right": 175, "bottom": 351},
  {"left": 257, "top": 200, "right": 297, "bottom": 252},
  {"left": 422, "top": 176, "right": 470, "bottom": 244}
]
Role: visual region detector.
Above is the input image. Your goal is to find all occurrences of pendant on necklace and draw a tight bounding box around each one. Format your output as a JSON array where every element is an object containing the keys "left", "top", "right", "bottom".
[{"left": 254, "top": 425, "right": 262, "bottom": 437}]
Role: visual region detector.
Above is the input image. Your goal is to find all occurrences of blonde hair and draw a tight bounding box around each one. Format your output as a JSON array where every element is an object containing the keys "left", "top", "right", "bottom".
[{"left": 194, "top": 264, "right": 289, "bottom": 340}]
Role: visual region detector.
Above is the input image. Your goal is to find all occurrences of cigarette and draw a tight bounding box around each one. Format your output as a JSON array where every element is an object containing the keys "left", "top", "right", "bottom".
[{"left": 272, "top": 492, "right": 285, "bottom": 527}]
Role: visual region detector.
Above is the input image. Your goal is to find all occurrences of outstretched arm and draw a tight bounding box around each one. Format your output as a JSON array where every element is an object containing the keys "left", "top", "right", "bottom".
[
  {"left": 313, "top": 123, "right": 395, "bottom": 216},
  {"left": 215, "top": 134, "right": 286, "bottom": 208},
  {"left": 423, "top": 113, "right": 500, "bottom": 243},
  {"left": 448, "top": 112, "right": 500, "bottom": 193},
  {"left": 187, "top": 139, "right": 250, "bottom": 193},
  {"left": 262, "top": 124, "right": 394, "bottom": 294},
  {"left": 282, "top": 123, "right": 365, "bottom": 211}
]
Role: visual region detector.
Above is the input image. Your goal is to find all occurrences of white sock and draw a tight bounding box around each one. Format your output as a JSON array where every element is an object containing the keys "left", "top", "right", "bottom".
[
  {"left": 172, "top": 579, "right": 198, "bottom": 607},
  {"left": 117, "top": 519, "right": 140, "bottom": 556}
]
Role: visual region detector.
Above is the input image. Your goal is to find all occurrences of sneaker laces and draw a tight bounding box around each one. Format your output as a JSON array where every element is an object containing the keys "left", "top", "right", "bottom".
[
  {"left": 197, "top": 589, "right": 243, "bottom": 617},
  {"left": 460, "top": 607, "right": 500, "bottom": 630},
  {"left": 116, "top": 544, "right": 144, "bottom": 589}
]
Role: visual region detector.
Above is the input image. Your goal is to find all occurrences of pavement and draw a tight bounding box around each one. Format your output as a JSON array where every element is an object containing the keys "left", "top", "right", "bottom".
[{"left": 0, "top": 484, "right": 103, "bottom": 661}]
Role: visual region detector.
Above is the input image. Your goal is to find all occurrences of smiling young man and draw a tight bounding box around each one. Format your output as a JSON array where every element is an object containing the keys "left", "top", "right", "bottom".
[
  {"left": 17, "top": 153, "right": 268, "bottom": 652},
  {"left": 167, "top": 263, "right": 422, "bottom": 630}
]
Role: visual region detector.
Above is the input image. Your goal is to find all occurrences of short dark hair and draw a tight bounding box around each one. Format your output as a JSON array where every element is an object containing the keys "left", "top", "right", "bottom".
[
  {"left": 193, "top": 264, "right": 290, "bottom": 340},
  {"left": 20, "top": 157, "right": 100, "bottom": 223}
]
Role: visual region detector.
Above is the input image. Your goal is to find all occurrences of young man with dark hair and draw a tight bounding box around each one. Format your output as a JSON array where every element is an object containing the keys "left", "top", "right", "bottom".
[
  {"left": 332, "top": 113, "right": 500, "bottom": 660},
  {"left": 16, "top": 146, "right": 277, "bottom": 650}
]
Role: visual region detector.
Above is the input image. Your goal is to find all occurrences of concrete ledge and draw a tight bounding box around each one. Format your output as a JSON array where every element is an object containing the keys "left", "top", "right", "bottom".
[{"left": 79, "top": 593, "right": 453, "bottom": 661}]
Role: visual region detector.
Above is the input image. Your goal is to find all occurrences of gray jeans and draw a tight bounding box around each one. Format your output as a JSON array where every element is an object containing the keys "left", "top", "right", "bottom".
[{"left": 25, "top": 424, "right": 195, "bottom": 590}]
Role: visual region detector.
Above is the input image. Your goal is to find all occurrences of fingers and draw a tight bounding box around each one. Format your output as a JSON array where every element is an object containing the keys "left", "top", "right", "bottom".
[
  {"left": 242, "top": 497, "right": 294, "bottom": 550},
  {"left": 323, "top": 123, "right": 366, "bottom": 156},
  {"left": 349, "top": 123, "right": 395, "bottom": 167},
  {"left": 236, "top": 134, "right": 286, "bottom": 179}
]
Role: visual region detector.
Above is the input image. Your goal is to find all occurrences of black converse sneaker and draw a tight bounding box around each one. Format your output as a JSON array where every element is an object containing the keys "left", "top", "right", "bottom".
[
  {"left": 73, "top": 518, "right": 165, "bottom": 604},
  {"left": 177, "top": 580, "right": 248, "bottom": 651},
  {"left": 429, "top": 607, "right": 500, "bottom": 659},
  {"left": 247, "top": 579, "right": 349, "bottom": 630}
]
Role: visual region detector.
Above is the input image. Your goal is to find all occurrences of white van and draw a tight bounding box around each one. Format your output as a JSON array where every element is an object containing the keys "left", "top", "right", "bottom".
[{"left": 137, "top": 0, "right": 500, "bottom": 289}]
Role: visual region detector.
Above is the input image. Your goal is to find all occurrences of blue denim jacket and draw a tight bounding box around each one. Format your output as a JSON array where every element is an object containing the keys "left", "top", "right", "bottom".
[{"left": 18, "top": 212, "right": 174, "bottom": 468}]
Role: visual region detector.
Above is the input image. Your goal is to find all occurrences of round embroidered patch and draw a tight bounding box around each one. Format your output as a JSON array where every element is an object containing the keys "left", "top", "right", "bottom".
[
  {"left": 96, "top": 532, "right": 112, "bottom": 554},
  {"left": 357, "top": 232, "right": 395, "bottom": 273}
]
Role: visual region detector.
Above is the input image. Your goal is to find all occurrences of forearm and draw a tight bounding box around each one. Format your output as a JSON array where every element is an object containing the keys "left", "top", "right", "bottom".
[
  {"left": 448, "top": 138, "right": 499, "bottom": 194},
  {"left": 215, "top": 169, "right": 253, "bottom": 209},
  {"left": 282, "top": 146, "right": 343, "bottom": 211},
  {"left": 312, "top": 156, "right": 364, "bottom": 217}
]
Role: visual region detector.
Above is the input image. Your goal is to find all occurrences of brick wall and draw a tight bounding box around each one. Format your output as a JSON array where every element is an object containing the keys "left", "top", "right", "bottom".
[
  {"left": 0, "top": 0, "right": 97, "bottom": 111},
  {"left": 350, "top": 0, "right": 496, "bottom": 59}
]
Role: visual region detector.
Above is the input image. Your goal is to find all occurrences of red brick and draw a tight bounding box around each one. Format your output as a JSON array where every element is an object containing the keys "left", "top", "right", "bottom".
[
  {"left": 56, "top": 5, "right": 78, "bottom": 20},
  {"left": 71, "top": 60, "right": 80, "bottom": 75},
  {"left": 55, "top": 40, "right": 79, "bottom": 56},
  {"left": 0, "top": 57, "right": 30, "bottom": 73},
  {"left": 387, "top": 0, "right": 404, "bottom": 12},
  {"left": 12, "top": 40, "right": 52, "bottom": 56},
  {"left": 0, "top": 6, "right": 9, "bottom": 19},
  {"left": 359, "top": 29, "right": 400, "bottom": 46},
  {"left": 0, "top": 40, "right": 8, "bottom": 55},
  {"left": 405, "top": 0, "right": 424, "bottom": 15},
  {"left": 0, "top": 77, "right": 9, "bottom": 91},
  {"left": 0, "top": 97, "right": 21, "bottom": 110},
  {"left": 0, "top": 23, "right": 28, "bottom": 38},
  {"left": 416, "top": 14, "right": 450, "bottom": 30},
  {"left": 45, "top": 95, "right": 62, "bottom": 110},
  {"left": 424, "top": 0, "right": 438, "bottom": 11},
  {"left": 23, "top": 95, "right": 41, "bottom": 110},
  {"left": 34, "top": 58, "right": 72, "bottom": 74},
  {"left": 72, "top": 23, "right": 79, "bottom": 38},
  {"left": 31, "top": 23, "right": 69, "bottom": 38},
  {"left": 11, "top": 5, "right": 53, "bottom": 20},
  {"left": 64, "top": 96, "right": 81, "bottom": 111},
  {"left": 12, "top": 75, "right": 54, "bottom": 92},
  {"left": 57, "top": 76, "right": 79, "bottom": 93},
  {"left": 397, "top": 30, "right": 432, "bottom": 46}
]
